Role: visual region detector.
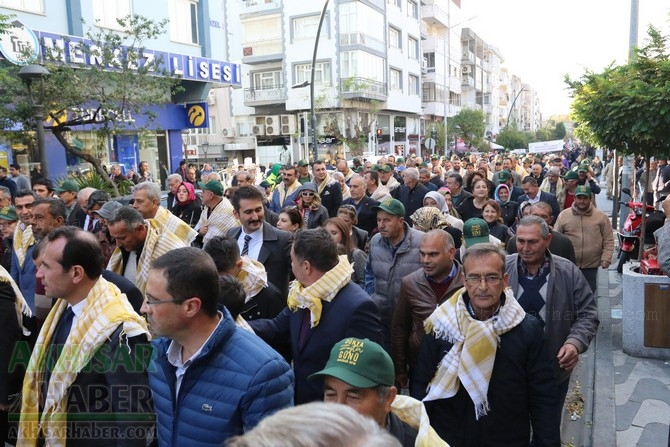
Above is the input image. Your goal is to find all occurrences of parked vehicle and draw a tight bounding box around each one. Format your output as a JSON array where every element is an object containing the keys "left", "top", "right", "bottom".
[{"left": 616, "top": 190, "right": 657, "bottom": 273}]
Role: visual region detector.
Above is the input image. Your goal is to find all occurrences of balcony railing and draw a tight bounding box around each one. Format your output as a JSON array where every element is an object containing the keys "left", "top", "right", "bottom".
[
  {"left": 339, "top": 33, "right": 385, "bottom": 53},
  {"left": 243, "top": 84, "right": 287, "bottom": 105},
  {"left": 340, "top": 77, "right": 387, "bottom": 101}
]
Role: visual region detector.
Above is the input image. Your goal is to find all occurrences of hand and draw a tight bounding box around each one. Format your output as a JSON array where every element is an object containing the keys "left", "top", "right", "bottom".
[
  {"left": 557, "top": 343, "right": 579, "bottom": 371},
  {"left": 396, "top": 373, "right": 409, "bottom": 390},
  {"left": 0, "top": 402, "right": 11, "bottom": 411},
  {"left": 199, "top": 225, "right": 208, "bottom": 235},
  {"left": 601, "top": 259, "right": 611, "bottom": 269}
]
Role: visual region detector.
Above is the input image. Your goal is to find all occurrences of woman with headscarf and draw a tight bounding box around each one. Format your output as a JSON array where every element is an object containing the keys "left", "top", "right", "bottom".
[
  {"left": 422, "top": 191, "right": 464, "bottom": 230},
  {"left": 410, "top": 207, "right": 463, "bottom": 252},
  {"left": 294, "top": 182, "right": 329, "bottom": 229},
  {"left": 171, "top": 181, "right": 202, "bottom": 228},
  {"left": 494, "top": 183, "right": 520, "bottom": 229}
]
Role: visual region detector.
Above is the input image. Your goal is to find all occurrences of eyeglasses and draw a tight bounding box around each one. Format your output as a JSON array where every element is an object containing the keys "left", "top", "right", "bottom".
[
  {"left": 144, "top": 297, "right": 184, "bottom": 306},
  {"left": 301, "top": 192, "right": 315, "bottom": 197},
  {"left": 464, "top": 275, "right": 504, "bottom": 286}
]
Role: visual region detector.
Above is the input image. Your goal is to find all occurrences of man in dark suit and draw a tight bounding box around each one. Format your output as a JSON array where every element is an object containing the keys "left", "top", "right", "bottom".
[
  {"left": 249, "top": 228, "right": 385, "bottom": 404},
  {"left": 342, "top": 174, "right": 379, "bottom": 236},
  {"left": 15, "top": 227, "right": 152, "bottom": 446},
  {"left": 312, "top": 160, "right": 342, "bottom": 217},
  {"left": 518, "top": 176, "right": 561, "bottom": 223},
  {"left": 227, "top": 186, "right": 292, "bottom": 296},
  {"left": 54, "top": 180, "right": 87, "bottom": 228}
]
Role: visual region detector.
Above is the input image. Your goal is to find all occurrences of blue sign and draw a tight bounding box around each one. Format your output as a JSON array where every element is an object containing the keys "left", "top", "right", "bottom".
[
  {"left": 29, "top": 30, "right": 241, "bottom": 86},
  {"left": 185, "top": 102, "right": 208, "bottom": 129}
]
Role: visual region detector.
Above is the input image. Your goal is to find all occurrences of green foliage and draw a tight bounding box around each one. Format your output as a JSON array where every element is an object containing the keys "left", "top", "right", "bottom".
[
  {"left": 447, "top": 109, "right": 486, "bottom": 150},
  {"left": 553, "top": 122, "right": 567, "bottom": 140},
  {"left": 57, "top": 171, "right": 133, "bottom": 196},
  {"left": 496, "top": 127, "right": 530, "bottom": 150}
]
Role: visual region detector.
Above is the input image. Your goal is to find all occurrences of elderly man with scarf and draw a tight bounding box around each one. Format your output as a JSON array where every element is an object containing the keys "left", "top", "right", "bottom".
[
  {"left": 16, "top": 227, "right": 152, "bottom": 447},
  {"left": 250, "top": 227, "right": 384, "bottom": 404},
  {"left": 411, "top": 243, "right": 560, "bottom": 447}
]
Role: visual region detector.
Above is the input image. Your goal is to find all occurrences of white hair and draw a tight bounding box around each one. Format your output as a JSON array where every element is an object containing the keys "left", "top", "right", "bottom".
[{"left": 133, "top": 181, "right": 161, "bottom": 201}]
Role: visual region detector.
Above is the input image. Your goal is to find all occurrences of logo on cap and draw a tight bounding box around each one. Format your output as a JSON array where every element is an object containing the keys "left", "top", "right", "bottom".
[{"left": 336, "top": 338, "right": 365, "bottom": 366}]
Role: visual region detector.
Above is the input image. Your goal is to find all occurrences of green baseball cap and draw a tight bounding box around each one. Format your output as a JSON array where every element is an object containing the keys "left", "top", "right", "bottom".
[
  {"left": 54, "top": 179, "right": 80, "bottom": 193},
  {"left": 0, "top": 206, "right": 18, "bottom": 221},
  {"left": 574, "top": 185, "right": 592, "bottom": 197},
  {"left": 578, "top": 160, "right": 590, "bottom": 172},
  {"left": 430, "top": 154, "right": 439, "bottom": 160},
  {"left": 297, "top": 159, "right": 309, "bottom": 167},
  {"left": 309, "top": 338, "right": 394, "bottom": 388},
  {"left": 463, "top": 218, "right": 490, "bottom": 247},
  {"left": 353, "top": 166, "right": 364, "bottom": 173},
  {"left": 564, "top": 170, "right": 579, "bottom": 181},
  {"left": 496, "top": 170, "right": 511, "bottom": 182},
  {"left": 198, "top": 179, "right": 224, "bottom": 196},
  {"left": 376, "top": 164, "right": 392, "bottom": 173},
  {"left": 372, "top": 197, "right": 405, "bottom": 217},
  {"left": 396, "top": 157, "right": 405, "bottom": 163}
]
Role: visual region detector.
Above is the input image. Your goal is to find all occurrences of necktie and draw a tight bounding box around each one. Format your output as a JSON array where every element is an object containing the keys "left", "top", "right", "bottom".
[
  {"left": 241, "top": 235, "right": 252, "bottom": 256},
  {"left": 43, "top": 307, "right": 75, "bottom": 401},
  {"left": 298, "top": 310, "right": 311, "bottom": 348},
  {"left": 86, "top": 217, "right": 94, "bottom": 232}
]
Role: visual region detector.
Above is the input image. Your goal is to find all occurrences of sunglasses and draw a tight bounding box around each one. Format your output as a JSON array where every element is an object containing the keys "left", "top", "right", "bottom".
[{"left": 301, "top": 192, "right": 315, "bottom": 197}]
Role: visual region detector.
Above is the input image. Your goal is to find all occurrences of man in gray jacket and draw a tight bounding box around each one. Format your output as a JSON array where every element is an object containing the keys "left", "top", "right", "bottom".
[
  {"left": 656, "top": 194, "right": 670, "bottom": 276},
  {"left": 505, "top": 216, "right": 599, "bottom": 420},
  {"left": 365, "top": 198, "right": 423, "bottom": 348}
]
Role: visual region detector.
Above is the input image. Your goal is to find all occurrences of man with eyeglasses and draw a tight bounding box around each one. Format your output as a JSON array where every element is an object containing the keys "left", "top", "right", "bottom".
[
  {"left": 505, "top": 216, "right": 598, "bottom": 423},
  {"left": 411, "top": 243, "right": 560, "bottom": 446},
  {"left": 142, "top": 247, "right": 294, "bottom": 446}
]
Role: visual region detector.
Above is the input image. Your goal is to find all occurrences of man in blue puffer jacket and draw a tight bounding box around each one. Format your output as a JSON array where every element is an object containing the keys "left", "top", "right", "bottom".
[{"left": 142, "top": 247, "right": 294, "bottom": 447}]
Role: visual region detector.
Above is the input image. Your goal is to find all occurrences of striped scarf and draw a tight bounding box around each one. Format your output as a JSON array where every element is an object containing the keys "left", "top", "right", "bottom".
[
  {"left": 286, "top": 255, "right": 353, "bottom": 327},
  {"left": 13, "top": 223, "right": 35, "bottom": 268},
  {"left": 107, "top": 220, "right": 187, "bottom": 294},
  {"left": 153, "top": 206, "right": 197, "bottom": 245},
  {"left": 17, "top": 277, "right": 150, "bottom": 447},
  {"left": 275, "top": 180, "right": 300, "bottom": 209},
  {"left": 391, "top": 395, "right": 448, "bottom": 447},
  {"left": 316, "top": 173, "right": 334, "bottom": 195},
  {"left": 237, "top": 256, "right": 268, "bottom": 300},
  {"left": 197, "top": 198, "right": 239, "bottom": 246},
  {"left": 0, "top": 265, "right": 32, "bottom": 336},
  {"left": 423, "top": 287, "right": 525, "bottom": 419}
]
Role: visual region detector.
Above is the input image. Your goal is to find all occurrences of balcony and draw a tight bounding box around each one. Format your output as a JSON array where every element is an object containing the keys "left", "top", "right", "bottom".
[
  {"left": 462, "top": 75, "right": 474, "bottom": 87},
  {"left": 243, "top": 85, "right": 287, "bottom": 106},
  {"left": 340, "top": 77, "right": 388, "bottom": 101},
  {"left": 339, "top": 33, "right": 385, "bottom": 53},
  {"left": 461, "top": 50, "right": 475, "bottom": 63},
  {"left": 421, "top": 4, "right": 449, "bottom": 28},
  {"left": 241, "top": 40, "right": 283, "bottom": 64},
  {"left": 241, "top": 0, "right": 281, "bottom": 16}
]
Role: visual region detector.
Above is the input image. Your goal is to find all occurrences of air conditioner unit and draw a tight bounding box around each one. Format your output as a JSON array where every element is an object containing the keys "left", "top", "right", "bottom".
[
  {"left": 421, "top": 57, "right": 428, "bottom": 73},
  {"left": 252, "top": 124, "right": 266, "bottom": 136},
  {"left": 255, "top": 116, "right": 266, "bottom": 125},
  {"left": 280, "top": 115, "right": 296, "bottom": 135},
  {"left": 462, "top": 51, "right": 470, "bottom": 60},
  {"left": 265, "top": 115, "right": 280, "bottom": 127},
  {"left": 462, "top": 65, "right": 472, "bottom": 74},
  {"left": 266, "top": 123, "right": 280, "bottom": 136},
  {"left": 222, "top": 127, "right": 235, "bottom": 137}
]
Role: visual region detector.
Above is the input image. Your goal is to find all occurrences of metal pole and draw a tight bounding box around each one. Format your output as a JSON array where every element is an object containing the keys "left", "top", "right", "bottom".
[
  {"left": 34, "top": 103, "right": 48, "bottom": 180},
  {"left": 310, "top": 0, "right": 330, "bottom": 162},
  {"left": 629, "top": 0, "right": 639, "bottom": 62},
  {"left": 505, "top": 88, "right": 525, "bottom": 129}
]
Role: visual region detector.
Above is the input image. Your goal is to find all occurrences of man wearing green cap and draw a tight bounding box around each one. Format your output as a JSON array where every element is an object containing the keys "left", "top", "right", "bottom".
[
  {"left": 54, "top": 179, "right": 87, "bottom": 227},
  {"left": 555, "top": 185, "right": 614, "bottom": 292},
  {"left": 311, "top": 337, "right": 447, "bottom": 447},
  {"left": 194, "top": 179, "right": 239, "bottom": 247},
  {"left": 365, "top": 198, "right": 424, "bottom": 346},
  {"left": 0, "top": 206, "right": 18, "bottom": 270},
  {"left": 576, "top": 160, "right": 601, "bottom": 196},
  {"left": 296, "top": 160, "right": 311, "bottom": 184},
  {"left": 557, "top": 170, "right": 580, "bottom": 210}
]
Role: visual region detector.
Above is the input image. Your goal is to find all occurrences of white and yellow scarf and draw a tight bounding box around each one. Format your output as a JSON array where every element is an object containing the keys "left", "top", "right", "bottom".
[
  {"left": 0, "top": 265, "right": 32, "bottom": 336},
  {"left": 391, "top": 395, "right": 448, "bottom": 447},
  {"left": 276, "top": 180, "right": 300, "bottom": 209},
  {"left": 13, "top": 223, "right": 35, "bottom": 268},
  {"left": 286, "top": 255, "right": 353, "bottom": 327},
  {"left": 107, "top": 220, "right": 187, "bottom": 294},
  {"left": 153, "top": 206, "right": 197, "bottom": 245},
  {"left": 237, "top": 256, "right": 268, "bottom": 301},
  {"left": 316, "top": 173, "right": 334, "bottom": 195},
  {"left": 17, "top": 278, "right": 150, "bottom": 447},
  {"left": 423, "top": 288, "right": 525, "bottom": 419}
]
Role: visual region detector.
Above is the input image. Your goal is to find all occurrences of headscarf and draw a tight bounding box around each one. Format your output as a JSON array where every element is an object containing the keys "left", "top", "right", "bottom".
[
  {"left": 410, "top": 207, "right": 452, "bottom": 231},
  {"left": 424, "top": 191, "right": 449, "bottom": 214},
  {"left": 175, "top": 181, "right": 197, "bottom": 206},
  {"left": 494, "top": 184, "right": 510, "bottom": 205}
]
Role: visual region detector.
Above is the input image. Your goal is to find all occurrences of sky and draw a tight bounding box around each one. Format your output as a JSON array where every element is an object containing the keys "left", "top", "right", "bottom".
[{"left": 457, "top": 0, "right": 670, "bottom": 118}]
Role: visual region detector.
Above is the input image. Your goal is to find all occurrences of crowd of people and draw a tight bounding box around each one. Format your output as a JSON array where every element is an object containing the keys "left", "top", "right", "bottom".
[{"left": 1, "top": 146, "right": 657, "bottom": 446}]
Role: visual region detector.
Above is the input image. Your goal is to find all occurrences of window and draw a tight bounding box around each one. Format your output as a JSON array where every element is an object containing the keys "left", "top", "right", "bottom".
[
  {"left": 389, "top": 26, "right": 401, "bottom": 49},
  {"left": 409, "top": 75, "right": 419, "bottom": 95},
  {"left": 424, "top": 52, "right": 435, "bottom": 72},
  {"left": 408, "top": 36, "right": 418, "bottom": 59},
  {"left": 341, "top": 51, "right": 385, "bottom": 82},
  {"left": 388, "top": 0, "right": 401, "bottom": 7},
  {"left": 293, "top": 14, "right": 329, "bottom": 41},
  {"left": 0, "top": 0, "right": 43, "bottom": 13},
  {"left": 295, "top": 62, "right": 331, "bottom": 85},
  {"left": 252, "top": 70, "right": 284, "bottom": 89},
  {"left": 408, "top": 0, "right": 418, "bottom": 19},
  {"left": 169, "top": 0, "right": 199, "bottom": 45},
  {"left": 92, "top": 0, "right": 131, "bottom": 31},
  {"left": 390, "top": 68, "right": 401, "bottom": 90}
]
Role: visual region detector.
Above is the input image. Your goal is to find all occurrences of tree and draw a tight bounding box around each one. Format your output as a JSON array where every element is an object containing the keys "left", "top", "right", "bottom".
[
  {"left": 566, "top": 24, "right": 670, "bottom": 255},
  {"left": 553, "top": 122, "right": 567, "bottom": 140},
  {"left": 447, "top": 108, "right": 486, "bottom": 152},
  {"left": 3, "top": 15, "right": 181, "bottom": 196},
  {"left": 495, "top": 126, "right": 529, "bottom": 150}
]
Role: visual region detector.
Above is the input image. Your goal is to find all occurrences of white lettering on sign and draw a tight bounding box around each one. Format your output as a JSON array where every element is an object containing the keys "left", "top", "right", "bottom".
[{"left": 0, "top": 20, "right": 40, "bottom": 65}]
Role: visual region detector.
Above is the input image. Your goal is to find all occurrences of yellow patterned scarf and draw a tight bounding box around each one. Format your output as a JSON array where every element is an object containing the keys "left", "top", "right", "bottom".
[
  {"left": 237, "top": 256, "right": 268, "bottom": 300},
  {"left": 391, "top": 395, "right": 448, "bottom": 447},
  {"left": 107, "top": 220, "right": 188, "bottom": 294},
  {"left": 0, "top": 265, "right": 32, "bottom": 336},
  {"left": 17, "top": 278, "right": 150, "bottom": 447},
  {"left": 153, "top": 206, "right": 197, "bottom": 245},
  {"left": 316, "top": 173, "right": 334, "bottom": 195},
  {"left": 13, "top": 223, "right": 35, "bottom": 268},
  {"left": 286, "top": 255, "right": 353, "bottom": 327},
  {"left": 423, "top": 287, "right": 525, "bottom": 419}
]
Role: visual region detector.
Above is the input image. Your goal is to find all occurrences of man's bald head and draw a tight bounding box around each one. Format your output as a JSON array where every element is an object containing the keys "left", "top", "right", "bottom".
[{"left": 78, "top": 187, "right": 97, "bottom": 211}]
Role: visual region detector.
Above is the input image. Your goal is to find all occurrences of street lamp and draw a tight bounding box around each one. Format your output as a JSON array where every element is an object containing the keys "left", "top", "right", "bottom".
[
  {"left": 18, "top": 64, "right": 50, "bottom": 180},
  {"left": 505, "top": 87, "right": 525, "bottom": 130}
]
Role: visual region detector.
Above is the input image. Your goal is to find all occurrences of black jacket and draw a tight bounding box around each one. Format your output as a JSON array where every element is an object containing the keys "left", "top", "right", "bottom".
[
  {"left": 344, "top": 196, "right": 379, "bottom": 237},
  {"left": 411, "top": 310, "right": 560, "bottom": 447},
  {"left": 392, "top": 183, "right": 430, "bottom": 223},
  {"left": 387, "top": 410, "right": 418, "bottom": 447},
  {"left": 319, "top": 180, "right": 343, "bottom": 217}
]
